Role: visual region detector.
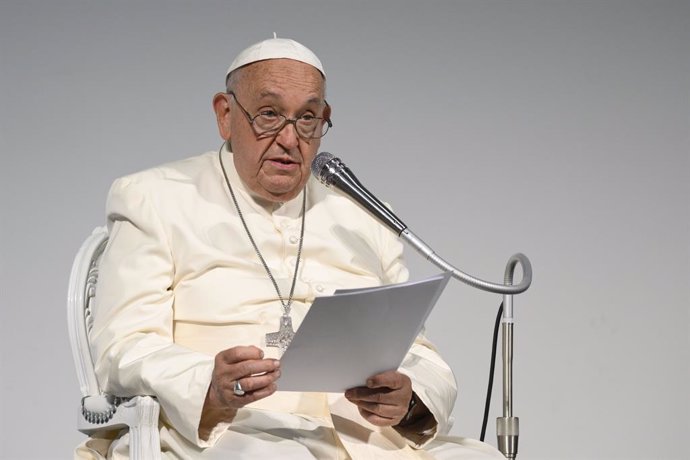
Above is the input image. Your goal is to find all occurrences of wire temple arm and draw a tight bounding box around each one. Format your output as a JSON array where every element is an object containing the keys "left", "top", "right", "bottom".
[{"left": 400, "top": 229, "right": 532, "bottom": 295}]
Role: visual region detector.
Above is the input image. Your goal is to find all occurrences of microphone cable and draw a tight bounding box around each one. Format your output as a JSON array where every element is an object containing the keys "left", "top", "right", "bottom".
[{"left": 480, "top": 301, "right": 504, "bottom": 442}]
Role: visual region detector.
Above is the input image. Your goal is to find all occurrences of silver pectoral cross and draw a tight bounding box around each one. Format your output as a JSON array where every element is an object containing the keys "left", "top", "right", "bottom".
[{"left": 265, "top": 314, "right": 295, "bottom": 352}]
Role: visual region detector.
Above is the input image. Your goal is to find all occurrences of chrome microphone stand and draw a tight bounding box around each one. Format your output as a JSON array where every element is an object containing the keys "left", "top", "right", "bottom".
[
  {"left": 311, "top": 152, "right": 532, "bottom": 458},
  {"left": 400, "top": 229, "right": 532, "bottom": 460}
]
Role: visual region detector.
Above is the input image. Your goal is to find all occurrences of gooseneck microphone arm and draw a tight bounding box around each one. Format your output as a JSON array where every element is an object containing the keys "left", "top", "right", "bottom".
[
  {"left": 311, "top": 152, "right": 532, "bottom": 294},
  {"left": 400, "top": 230, "right": 532, "bottom": 295},
  {"left": 311, "top": 152, "right": 530, "bottom": 459}
]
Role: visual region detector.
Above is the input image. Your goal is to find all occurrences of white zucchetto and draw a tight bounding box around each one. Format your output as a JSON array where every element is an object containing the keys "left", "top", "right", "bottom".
[{"left": 226, "top": 35, "right": 325, "bottom": 79}]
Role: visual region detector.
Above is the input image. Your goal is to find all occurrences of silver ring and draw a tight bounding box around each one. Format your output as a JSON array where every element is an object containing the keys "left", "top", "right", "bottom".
[{"left": 233, "top": 380, "right": 245, "bottom": 396}]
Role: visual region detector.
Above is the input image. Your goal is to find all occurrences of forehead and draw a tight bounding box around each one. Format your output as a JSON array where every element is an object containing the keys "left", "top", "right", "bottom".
[{"left": 235, "top": 59, "right": 325, "bottom": 102}]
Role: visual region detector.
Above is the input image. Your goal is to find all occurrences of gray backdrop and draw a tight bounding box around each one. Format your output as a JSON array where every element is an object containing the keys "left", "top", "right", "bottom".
[{"left": 1, "top": 1, "right": 688, "bottom": 459}]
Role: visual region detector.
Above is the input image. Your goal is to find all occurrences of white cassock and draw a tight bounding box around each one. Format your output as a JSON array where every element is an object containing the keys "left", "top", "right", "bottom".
[{"left": 75, "top": 146, "right": 504, "bottom": 459}]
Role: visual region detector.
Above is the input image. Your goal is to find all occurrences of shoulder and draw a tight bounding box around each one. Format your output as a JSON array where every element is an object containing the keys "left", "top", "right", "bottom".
[
  {"left": 105, "top": 151, "right": 221, "bottom": 218},
  {"left": 113, "top": 151, "right": 218, "bottom": 188}
]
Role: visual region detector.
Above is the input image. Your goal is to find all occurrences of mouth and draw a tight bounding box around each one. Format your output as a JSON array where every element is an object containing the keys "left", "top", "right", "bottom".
[{"left": 265, "top": 156, "right": 300, "bottom": 170}]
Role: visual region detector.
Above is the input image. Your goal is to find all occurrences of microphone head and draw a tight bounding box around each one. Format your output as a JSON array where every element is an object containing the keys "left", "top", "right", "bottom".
[{"left": 311, "top": 151, "right": 335, "bottom": 179}]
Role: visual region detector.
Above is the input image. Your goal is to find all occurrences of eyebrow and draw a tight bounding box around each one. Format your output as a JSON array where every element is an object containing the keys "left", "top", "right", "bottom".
[{"left": 256, "top": 90, "right": 323, "bottom": 106}]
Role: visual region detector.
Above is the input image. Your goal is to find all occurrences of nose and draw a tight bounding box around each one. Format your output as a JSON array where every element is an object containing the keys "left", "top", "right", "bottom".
[{"left": 275, "top": 119, "right": 300, "bottom": 150}]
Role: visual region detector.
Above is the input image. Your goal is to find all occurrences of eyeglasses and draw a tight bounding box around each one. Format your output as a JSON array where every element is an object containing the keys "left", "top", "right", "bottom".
[{"left": 227, "top": 91, "right": 332, "bottom": 139}]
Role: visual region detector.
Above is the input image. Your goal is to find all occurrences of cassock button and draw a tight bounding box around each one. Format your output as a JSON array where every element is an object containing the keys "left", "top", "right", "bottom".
[
  {"left": 289, "top": 235, "right": 299, "bottom": 244},
  {"left": 315, "top": 284, "right": 324, "bottom": 293}
]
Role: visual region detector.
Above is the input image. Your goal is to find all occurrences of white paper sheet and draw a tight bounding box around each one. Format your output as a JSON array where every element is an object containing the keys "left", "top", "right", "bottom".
[{"left": 277, "top": 273, "right": 451, "bottom": 392}]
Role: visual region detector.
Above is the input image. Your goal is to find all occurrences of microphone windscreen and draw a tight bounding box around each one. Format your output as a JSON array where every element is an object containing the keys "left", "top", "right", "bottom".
[{"left": 311, "top": 151, "right": 335, "bottom": 178}]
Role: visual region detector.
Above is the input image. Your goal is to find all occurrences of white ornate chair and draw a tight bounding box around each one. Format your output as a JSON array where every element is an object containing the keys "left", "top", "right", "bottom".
[{"left": 67, "top": 226, "right": 162, "bottom": 459}]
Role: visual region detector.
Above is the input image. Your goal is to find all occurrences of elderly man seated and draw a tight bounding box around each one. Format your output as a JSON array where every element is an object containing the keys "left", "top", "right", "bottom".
[{"left": 76, "top": 37, "right": 505, "bottom": 459}]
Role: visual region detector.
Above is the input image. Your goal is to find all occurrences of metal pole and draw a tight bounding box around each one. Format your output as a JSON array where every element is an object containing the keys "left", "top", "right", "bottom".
[
  {"left": 399, "top": 230, "right": 529, "bottom": 459},
  {"left": 496, "top": 309, "right": 519, "bottom": 458}
]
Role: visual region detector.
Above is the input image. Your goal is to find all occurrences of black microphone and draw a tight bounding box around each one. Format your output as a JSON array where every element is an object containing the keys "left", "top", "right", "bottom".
[{"left": 311, "top": 152, "right": 407, "bottom": 235}]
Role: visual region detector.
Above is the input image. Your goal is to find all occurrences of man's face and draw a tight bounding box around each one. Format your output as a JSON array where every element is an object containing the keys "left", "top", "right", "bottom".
[{"left": 214, "top": 59, "right": 328, "bottom": 203}]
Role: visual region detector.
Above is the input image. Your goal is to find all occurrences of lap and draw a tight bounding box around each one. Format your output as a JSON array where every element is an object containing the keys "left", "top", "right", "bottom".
[
  {"left": 425, "top": 435, "right": 506, "bottom": 460},
  {"left": 76, "top": 411, "right": 505, "bottom": 460}
]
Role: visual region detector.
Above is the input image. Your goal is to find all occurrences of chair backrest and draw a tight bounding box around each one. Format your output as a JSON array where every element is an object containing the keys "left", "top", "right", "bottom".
[{"left": 67, "top": 226, "right": 109, "bottom": 398}]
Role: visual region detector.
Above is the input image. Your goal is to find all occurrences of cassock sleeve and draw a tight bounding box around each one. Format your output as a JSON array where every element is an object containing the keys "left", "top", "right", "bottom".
[
  {"left": 90, "top": 177, "right": 225, "bottom": 448},
  {"left": 377, "top": 221, "right": 458, "bottom": 448}
]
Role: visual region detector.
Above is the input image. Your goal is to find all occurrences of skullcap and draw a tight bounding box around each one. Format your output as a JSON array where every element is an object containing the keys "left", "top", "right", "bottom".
[{"left": 226, "top": 35, "right": 325, "bottom": 79}]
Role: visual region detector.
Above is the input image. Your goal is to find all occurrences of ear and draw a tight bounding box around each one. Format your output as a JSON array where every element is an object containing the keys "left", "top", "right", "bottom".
[
  {"left": 212, "top": 92, "right": 232, "bottom": 140},
  {"left": 323, "top": 103, "right": 332, "bottom": 123}
]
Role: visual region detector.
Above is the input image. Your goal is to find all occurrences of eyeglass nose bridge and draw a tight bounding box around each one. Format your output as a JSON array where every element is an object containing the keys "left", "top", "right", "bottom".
[
  {"left": 281, "top": 117, "right": 301, "bottom": 133},
  {"left": 261, "top": 116, "right": 317, "bottom": 140}
]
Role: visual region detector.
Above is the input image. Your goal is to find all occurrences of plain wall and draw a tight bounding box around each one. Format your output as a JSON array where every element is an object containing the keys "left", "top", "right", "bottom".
[{"left": 1, "top": 1, "right": 688, "bottom": 459}]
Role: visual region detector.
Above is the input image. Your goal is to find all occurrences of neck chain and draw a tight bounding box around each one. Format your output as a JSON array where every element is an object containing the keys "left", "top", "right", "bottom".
[{"left": 218, "top": 146, "right": 305, "bottom": 351}]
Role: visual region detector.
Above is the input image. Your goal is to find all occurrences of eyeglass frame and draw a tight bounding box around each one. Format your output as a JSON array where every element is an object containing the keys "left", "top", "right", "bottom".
[{"left": 226, "top": 91, "right": 333, "bottom": 140}]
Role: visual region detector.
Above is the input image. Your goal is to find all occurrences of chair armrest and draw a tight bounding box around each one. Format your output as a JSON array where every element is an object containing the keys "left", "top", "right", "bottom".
[{"left": 78, "top": 395, "right": 161, "bottom": 460}]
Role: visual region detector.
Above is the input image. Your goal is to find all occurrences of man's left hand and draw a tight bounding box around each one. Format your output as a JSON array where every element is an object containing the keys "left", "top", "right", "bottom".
[{"left": 344, "top": 370, "right": 413, "bottom": 426}]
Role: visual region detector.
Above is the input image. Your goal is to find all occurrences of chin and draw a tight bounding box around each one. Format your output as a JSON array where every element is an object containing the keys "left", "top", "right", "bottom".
[{"left": 264, "top": 181, "right": 305, "bottom": 202}]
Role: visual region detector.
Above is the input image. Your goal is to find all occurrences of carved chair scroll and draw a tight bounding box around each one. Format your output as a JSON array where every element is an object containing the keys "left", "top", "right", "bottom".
[{"left": 67, "top": 226, "right": 161, "bottom": 459}]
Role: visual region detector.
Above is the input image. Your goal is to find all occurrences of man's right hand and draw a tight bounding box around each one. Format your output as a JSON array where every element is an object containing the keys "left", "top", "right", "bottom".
[{"left": 199, "top": 345, "right": 280, "bottom": 439}]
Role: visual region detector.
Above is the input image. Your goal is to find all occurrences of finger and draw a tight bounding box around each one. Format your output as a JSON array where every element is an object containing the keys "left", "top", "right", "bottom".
[
  {"left": 233, "top": 369, "right": 281, "bottom": 394},
  {"left": 227, "top": 358, "right": 280, "bottom": 381},
  {"left": 210, "top": 368, "right": 279, "bottom": 408},
  {"left": 346, "top": 389, "right": 406, "bottom": 413},
  {"left": 366, "top": 370, "right": 407, "bottom": 390},
  {"left": 351, "top": 399, "right": 407, "bottom": 419},
  {"left": 345, "top": 387, "right": 384, "bottom": 402},
  {"left": 345, "top": 386, "right": 394, "bottom": 403},
  {"left": 358, "top": 406, "right": 397, "bottom": 427},
  {"left": 215, "top": 363, "right": 279, "bottom": 397},
  {"left": 217, "top": 346, "right": 265, "bottom": 364},
  {"left": 230, "top": 382, "right": 278, "bottom": 407}
]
